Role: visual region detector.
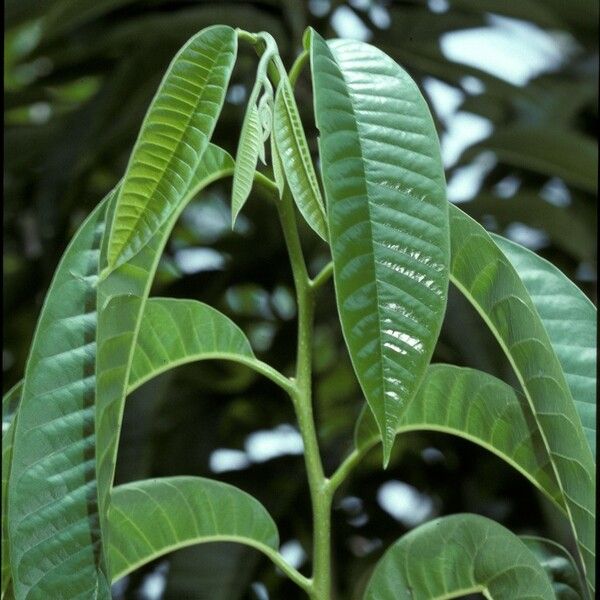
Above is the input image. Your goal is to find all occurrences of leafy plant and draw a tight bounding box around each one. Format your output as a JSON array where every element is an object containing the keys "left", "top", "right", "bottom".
[{"left": 3, "top": 24, "right": 595, "bottom": 600}]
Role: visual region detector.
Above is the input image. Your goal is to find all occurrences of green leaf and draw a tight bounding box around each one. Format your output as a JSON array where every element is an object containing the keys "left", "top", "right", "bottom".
[
  {"left": 270, "top": 124, "right": 285, "bottom": 197},
  {"left": 363, "top": 514, "right": 555, "bottom": 599},
  {"left": 128, "top": 298, "right": 254, "bottom": 392},
  {"left": 459, "top": 126, "right": 597, "bottom": 193},
  {"left": 492, "top": 234, "right": 596, "bottom": 459},
  {"left": 309, "top": 31, "right": 450, "bottom": 463},
  {"left": 8, "top": 198, "right": 113, "bottom": 599},
  {"left": 355, "top": 364, "right": 563, "bottom": 509},
  {"left": 449, "top": 204, "right": 595, "bottom": 592},
  {"left": 2, "top": 383, "right": 22, "bottom": 600},
  {"left": 521, "top": 536, "right": 589, "bottom": 600},
  {"left": 231, "top": 101, "right": 262, "bottom": 227},
  {"left": 273, "top": 74, "right": 328, "bottom": 241},
  {"left": 6, "top": 144, "right": 232, "bottom": 599},
  {"left": 95, "top": 145, "right": 234, "bottom": 578},
  {"left": 105, "top": 25, "right": 237, "bottom": 271},
  {"left": 108, "top": 476, "right": 279, "bottom": 583}
]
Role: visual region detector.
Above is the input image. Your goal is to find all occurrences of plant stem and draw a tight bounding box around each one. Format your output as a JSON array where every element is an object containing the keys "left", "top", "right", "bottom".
[{"left": 276, "top": 187, "right": 332, "bottom": 600}]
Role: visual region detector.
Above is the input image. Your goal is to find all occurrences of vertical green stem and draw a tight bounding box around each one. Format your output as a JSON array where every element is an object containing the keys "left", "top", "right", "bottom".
[{"left": 276, "top": 188, "right": 331, "bottom": 600}]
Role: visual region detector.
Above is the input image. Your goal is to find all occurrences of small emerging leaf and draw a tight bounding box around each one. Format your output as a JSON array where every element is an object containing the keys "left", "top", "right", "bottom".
[
  {"left": 273, "top": 74, "right": 328, "bottom": 240},
  {"left": 232, "top": 102, "right": 262, "bottom": 227}
]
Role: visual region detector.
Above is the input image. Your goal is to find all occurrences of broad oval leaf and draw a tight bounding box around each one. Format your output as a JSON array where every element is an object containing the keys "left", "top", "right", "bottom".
[
  {"left": 6, "top": 144, "right": 233, "bottom": 600},
  {"left": 309, "top": 31, "right": 450, "bottom": 462},
  {"left": 355, "top": 364, "right": 563, "bottom": 509},
  {"left": 273, "top": 75, "right": 328, "bottom": 240},
  {"left": 449, "top": 204, "right": 595, "bottom": 592},
  {"left": 492, "top": 234, "right": 596, "bottom": 459},
  {"left": 8, "top": 199, "right": 112, "bottom": 600},
  {"left": 108, "top": 476, "right": 279, "bottom": 582},
  {"left": 128, "top": 298, "right": 254, "bottom": 392},
  {"left": 364, "top": 514, "right": 555, "bottom": 599},
  {"left": 95, "top": 145, "right": 234, "bottom": 577},
  {"left": 105, "top": 25, "right": 237, "bottom": 271},
  {"left": 231, "top": 101, "right": 262, "bottom": 227}
]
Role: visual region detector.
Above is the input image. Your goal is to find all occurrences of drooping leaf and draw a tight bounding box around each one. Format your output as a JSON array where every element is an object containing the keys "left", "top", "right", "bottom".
[
  {"left": 105, "top": 25, "right": 237, "bottom": 271},
  {"left": 493, "top": 234, "right": 597, "bottom": 459},
  {"left": 309, "top": 31, "right": 450, "bottom": 463},
  {"left": 355, "top": 364, "right": 563, "bottom": 509},
  {"left": 270, "top": 126, "right": 285, "bottom": 197},
  {"left": 6, "top": 144, "right": 232, "bottom": 599},
  {"left": 273, "top": 74, "right": 328, "bottom": 240},
  {"left": 449, "top": 204, "right": 595, "bottom": 592},
  {"left": 108, "top": 477, "right": 279, "bottom": 583},
  {"left": 8, "top": 198, "right": 113, "bottom": 600},
  {"left": 95, "top": 145, "right": 234, "bottom": 578},
  {"left": 128, "top": 298, "right": 254, "bottom": 392},
  {"left": 231, "top": 101, "right": 262, "bottom": 227},
  {"left": 521, "top": 536, "right": 589, "bottom": 600},
  {"left": 2, "top": 383, "right": 22, "bottom": 600},
  {"left": 363, "top": 514, "right": 555, "bottom": 599}
]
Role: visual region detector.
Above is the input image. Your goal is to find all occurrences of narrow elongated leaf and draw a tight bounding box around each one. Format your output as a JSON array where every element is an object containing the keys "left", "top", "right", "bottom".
[
  {"left": 6, "top": 144, "right": 232, "bottom": 599},
  {"left": 310, "top": 31, "right": 450, "bottom": 462},
  {"left": 128, "top": 298, "right": 254, "bottom": 392},
  {"left": 364, "top": 514, "right": 555, "bottom": 599},
  {"left": 449, "top": 204, "right": 595, "bottom": 591},
  {"left": 8, "top": 199, "right": 112, "bottom": 600},
  {"left": 492, "top": 234, "right": 597, "bottom": 458},
  {"left": 95, "top": 147, "right": 234, "bottom": 578},
  {"left": 105, "top": 25, "right": 237, "bottom": 271},
  {"left": 2, "top": 383, "right": 22, "bottom": 599},
  {"left": 270, "top": 130, "right": 285, "bottom": 197},
  {"left": 231, "top": 102, "right": 262, "bottom": 226},
  {"left": 273, "top": 75, "right": 328, "bottom": 240},
  {"left": 521, "top": 536, "right": 589, "bottom": 600},
  {"left": 108, "top": 476, "right": 279, "bottom": 582},
  {"left": 356, "top": 364, "right": 563, "bottom": 509}
]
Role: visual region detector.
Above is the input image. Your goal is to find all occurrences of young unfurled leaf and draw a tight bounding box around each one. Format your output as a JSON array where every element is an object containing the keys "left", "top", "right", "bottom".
[
  {"left": 271, "top": 131, "right": 285, "bottom": 198},
  {"left": 273, "top": 74, "right": 328, "bottom": 240},
  {"left": 232, "top": 101, "right": 262, "bottom": 227},
  {"left": 309, "top": 30, "right": 450, "bottom": 464},
  {"left": 105, "top": 25, "right": 237, "bottom": 272}
]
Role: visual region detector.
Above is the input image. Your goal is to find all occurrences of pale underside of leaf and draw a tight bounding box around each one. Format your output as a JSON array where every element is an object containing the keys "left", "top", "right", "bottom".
[
  {"left": 231, "top": 102, "right": 262, "bottom": 227},
  {"left": 273, "top": 75, "right": 328, "bottom": 240},
  {"left": 8, "top": 199, "right": 112, "bottom": 600},
  {"left": 492, "top": 233, "right": 597, "bottom": 459},
  {"left": 363, "top": 513, "right": 555, "bottom": 599},
  {"left": 449, "top": 204, "right": 595, "bottom": 592},
  {"left": 128, "top": 298, "right": 255, "bottom": 392},
  {"left": 106, "top": 25, "right": 237, "bottom": 271},
  {"left": 108, "top": 477, "right": 279, "bottom": 582},
  {"left": 355, "top": 364, "right": 563, "bottom": 510},
  {"left": 310, "top": 31, "right": 450, "bottom": 463},
  {"left": 96, "top": 145, "right": 234, "bottom": 578},
  {"left": 270, "top": 130, "right": 285, "bottom": 198}
]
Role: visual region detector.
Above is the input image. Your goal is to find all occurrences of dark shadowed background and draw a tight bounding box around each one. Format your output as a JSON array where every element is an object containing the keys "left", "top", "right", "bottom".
[{"left": 3, "top": 1, "right": 597, "bottom": 598}]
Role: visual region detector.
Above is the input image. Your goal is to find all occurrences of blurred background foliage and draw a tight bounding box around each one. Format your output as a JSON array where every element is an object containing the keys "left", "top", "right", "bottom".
[{"left": 3, "top": 1, "right": 597, "bottom": 598}]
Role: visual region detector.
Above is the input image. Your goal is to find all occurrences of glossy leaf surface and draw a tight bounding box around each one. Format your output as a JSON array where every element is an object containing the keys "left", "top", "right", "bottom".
[
  {"left": 493, "top": 234, "right": 597, "bottom": 458},
  {"left": 449, "top": 204, "right": 595, "bottom": 591},
  {"left": 95, "top": 145, "right": 234, "bottom": 577},
  {"left": 364, "top": 514, "right": 555, "bottom": 599},
  {"left": 128, "top": 298, "right": 254, "bottom": 391},
  {"left": 356, "top": 364, "right": 563, "bottom": 508},
  {"left": 8, "top": 199, "right": 112, "bottom": 599},
  {"left": 231, "top": 101, "right": 262, "bottom": 227},
  {"left": 273, "top": 74, "right": 328, "bottom": 240},
  {"left": 310, "top": 32, "right": 449, "bottom": 462},
  {"left": 105, "top": 25, "right": 237, "bottom": 270},
  {"left": 108, "top": 477, "right": 278, "bottom": 582}
]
